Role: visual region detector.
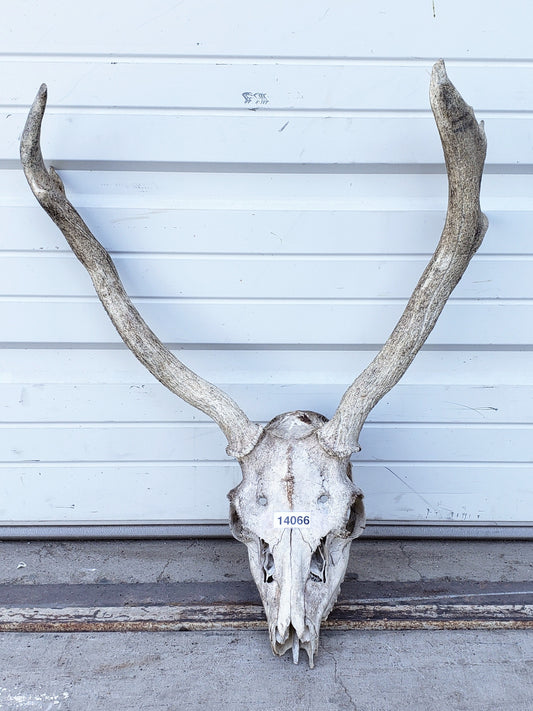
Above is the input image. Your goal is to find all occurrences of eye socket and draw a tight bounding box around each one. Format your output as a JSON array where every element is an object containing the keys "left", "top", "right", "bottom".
[
  {"left": 260, "top": 539, "right": 275, "bottom": 583},
  {"left": 309, "top": 537, "right": 327, "bottom": 583},
  {"left": 257, "top": 495, "right": 268, "bottom": 506},
  {"left": 317, "top": 494, "right": 329, "bottom": 504}
]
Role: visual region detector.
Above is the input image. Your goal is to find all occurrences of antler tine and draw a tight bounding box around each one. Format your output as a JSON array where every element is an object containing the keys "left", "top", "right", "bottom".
[
  {"left": 318, "top": 60, "right": 488, "bottom": 458},
  {"left": 20, "top": 84, "right": 263, "bottom": 459}
]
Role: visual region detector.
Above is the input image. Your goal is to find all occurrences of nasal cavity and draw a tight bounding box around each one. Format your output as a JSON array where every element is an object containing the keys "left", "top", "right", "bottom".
[
  {"left": 260, "top": 539, "right": 275, "bottom": 583},
  {"left": 309, "top": 537, "right": 327, "bottom": 583}
]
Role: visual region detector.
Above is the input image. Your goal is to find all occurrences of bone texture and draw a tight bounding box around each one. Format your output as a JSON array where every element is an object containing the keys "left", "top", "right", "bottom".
[
  {"left": 229, "top": 411, "right": 365, "bottom": 666},
  {"left": 318, "top": 60, "right": 488, "bottom": 457},
  {"left": 20, "top": 61, "right": 487, "bottom": 666},
  {"left": 19, "top": 85, "right": 262, "bottom": 460}
]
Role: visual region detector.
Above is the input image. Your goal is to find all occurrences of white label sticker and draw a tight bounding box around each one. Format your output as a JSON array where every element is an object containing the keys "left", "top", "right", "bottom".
[{"left": 274, "top": 512, "right": 311, "bottom": 528}]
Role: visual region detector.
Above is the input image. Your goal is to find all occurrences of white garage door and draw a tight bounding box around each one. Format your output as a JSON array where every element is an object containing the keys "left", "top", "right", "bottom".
[{"left": 1, "top": 1, "right": 532, "bottom": 537}]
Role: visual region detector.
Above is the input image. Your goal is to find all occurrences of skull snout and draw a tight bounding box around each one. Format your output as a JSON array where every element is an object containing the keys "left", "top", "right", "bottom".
[{"left": 260, "top": 529, "right": 325, "bottom": 666}]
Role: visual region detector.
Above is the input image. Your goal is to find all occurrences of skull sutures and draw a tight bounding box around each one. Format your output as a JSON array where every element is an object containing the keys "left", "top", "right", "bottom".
[{"left": 229, "top": 411, "right": 365, "bottom": 667}]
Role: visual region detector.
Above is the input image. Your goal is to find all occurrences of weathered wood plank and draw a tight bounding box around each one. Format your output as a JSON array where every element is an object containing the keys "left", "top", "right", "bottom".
[{"left": 0, "top": 581, "right": 531, "bottom": 631}]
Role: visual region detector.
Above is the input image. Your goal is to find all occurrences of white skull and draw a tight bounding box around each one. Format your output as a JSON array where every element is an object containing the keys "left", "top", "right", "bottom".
[
  {"left": 228, "top": 411, "right": 365, "bottom": 667},
  {"left": 21, "top": 63, "right": 486, "bottom": 669}
]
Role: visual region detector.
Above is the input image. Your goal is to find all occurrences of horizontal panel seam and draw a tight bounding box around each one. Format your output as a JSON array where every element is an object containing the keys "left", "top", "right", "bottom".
[
  {"left": 4, "top": 53, "right": 533, "bottom": 67},
  {"left": 0, "top": 460, "right": 531, "bottom": 468},
  {"left": 6, "top": 107, "right": 533, "bottom": 120},
  {"left": 1, "top": 296, "right": 530, "bottom": 304},
  {"left": 2, "top": 252, "right": 533, "bottom": 261},
  {"left": 1, "top": 421, "right": 531, "bottom": 429}
]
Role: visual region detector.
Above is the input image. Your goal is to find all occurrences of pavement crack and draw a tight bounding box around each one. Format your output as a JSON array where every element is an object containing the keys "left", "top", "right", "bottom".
[
  {"left": 322, "top": 643, "right": 357, "bottom": 710},
  {"left": 399, "top": 541, "right": 425, "bottom": 581},
  {"left": 156, "top": 559, "right": 171, "bottom": 583}
]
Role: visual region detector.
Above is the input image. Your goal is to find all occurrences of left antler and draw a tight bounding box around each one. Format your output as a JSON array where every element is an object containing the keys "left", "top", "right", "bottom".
[
  {"left": 20, "top": 84, "right": 263, "bottom": 459},
  {"left": 318, "top": 60, "right": 488, "bottom": 457}
]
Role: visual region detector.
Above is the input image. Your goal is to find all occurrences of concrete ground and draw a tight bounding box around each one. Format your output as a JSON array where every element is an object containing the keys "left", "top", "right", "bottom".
[{"left": 0, "top": 538, "right": 531, "bottom": 711}]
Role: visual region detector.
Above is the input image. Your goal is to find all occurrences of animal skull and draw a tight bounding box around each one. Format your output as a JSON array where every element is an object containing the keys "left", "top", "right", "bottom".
[
  {"left": 20, "top": 61, "right": 487, "bottom": 666},
  {"left": 228, "top": 411, "right": 365, "bottom": 666}
]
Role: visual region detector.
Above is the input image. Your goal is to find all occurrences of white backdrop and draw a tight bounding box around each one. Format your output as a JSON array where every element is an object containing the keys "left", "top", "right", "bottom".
[{"left": 1, "top": 1, "right": 532, "bottom": 532}]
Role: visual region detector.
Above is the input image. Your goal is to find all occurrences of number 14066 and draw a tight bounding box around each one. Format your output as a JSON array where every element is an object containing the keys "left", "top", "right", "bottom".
[{"left": 274, "top": 512, "right": 311, "bottom": 528}]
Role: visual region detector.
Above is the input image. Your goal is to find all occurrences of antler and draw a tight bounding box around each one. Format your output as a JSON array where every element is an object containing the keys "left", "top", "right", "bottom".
[
  {"left": 318, "top": 60, "right": 488, "bottom": 457},
  {"left": 20, "top": 84, "right": 263, "bottom": 459},
  {"left": 20, "top": 61, "right": 486, "bottom": 462}
]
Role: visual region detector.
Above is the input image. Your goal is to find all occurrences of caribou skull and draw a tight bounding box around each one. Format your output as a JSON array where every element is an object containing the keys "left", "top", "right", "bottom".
[{"left": 20, "top": 61, "right": 487, "bottom": 667}]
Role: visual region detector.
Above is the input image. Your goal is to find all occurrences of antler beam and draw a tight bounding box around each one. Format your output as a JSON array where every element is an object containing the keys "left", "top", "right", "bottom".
[
  {"left": 20, "top": 62, "right": 488, "bottom": 666},
  {"left": 20, "top": 84, "right": 263, "bottom": 458},
  {"left": 318, "top": 60, "right": 488, "bottom": 457}
]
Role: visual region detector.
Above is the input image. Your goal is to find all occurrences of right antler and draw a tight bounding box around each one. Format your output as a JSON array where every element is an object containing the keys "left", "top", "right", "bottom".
[
  {"left": 318, "top": 60, "right": 488, "bottom": 458},
  {"left": 20, "top": 84, "right": 263, "bottom": 459}
]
